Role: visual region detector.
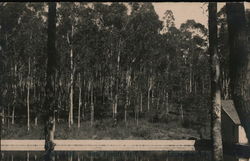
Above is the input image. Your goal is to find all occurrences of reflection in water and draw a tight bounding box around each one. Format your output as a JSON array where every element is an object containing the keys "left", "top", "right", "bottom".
[
  {"left": 1, "top": 151, "right": 249, "bottom": 161},
  {"left": 68, "top": 153, "right": 72, "bottom": 161},
  {"left": 44, "top": 152, "right": 55, "bottom": 161},
  {"left": 27, "top": 152, "right": 29, "bottom": 161},
  {"left": 1, "top": 151, "right": 210, "bottom": 161},
  {"left": 224, "top": 155, "right": 250, "bottom": 161},
  {"left": 77, "top": 153, "right": 80, "bottom": 161}
]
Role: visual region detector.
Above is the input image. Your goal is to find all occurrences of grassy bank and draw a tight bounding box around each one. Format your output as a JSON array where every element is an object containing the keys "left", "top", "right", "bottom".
[{"left": 1, "top": 119, "right": 209, "bottom": 140}]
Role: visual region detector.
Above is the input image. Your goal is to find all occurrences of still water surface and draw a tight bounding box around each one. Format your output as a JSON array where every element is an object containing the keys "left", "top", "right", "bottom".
[{"left": 0, "top": 151, "right": 247, "bottom": 161}]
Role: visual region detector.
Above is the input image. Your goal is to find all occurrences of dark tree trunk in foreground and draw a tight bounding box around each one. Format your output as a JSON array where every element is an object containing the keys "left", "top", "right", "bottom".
[
  {"left": 209, "top": 3, "right": 223, "bottom": 161},
  {"left": 44, "top": 2, "right": 57, "bottom": 152},
  {"left": 226, "top": 2, "right": 250, "bottom": 142}
]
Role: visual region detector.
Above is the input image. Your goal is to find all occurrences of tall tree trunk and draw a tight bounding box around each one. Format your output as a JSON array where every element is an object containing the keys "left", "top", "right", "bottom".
[
  {"left": 124, "top": 69, "right": 131, "bottom": 124},
  {"left": 7, "top": 105, "right": 10, "bottom": 128},
  {"left": 35, "top": 116, "right": 38, "bottom": 126},
  {"left": 114, "top": 40, "right": 121, "bottom": 125},
  {"left": 78, "top": 73, "right": 81, "bottom": 129},
  {"left": 209, "top": 3, "right": 223, "bottom": 161},
  {"left": 226, "top": 2, "right": 250, "bottom": 142},
  {"left": 83, "top": 102, "right": 86, "bottom": 121},
  {"left": 69, "top": 25, "right": 74, "bottom": 126},
  {"left": 140, "top": 90, "right": 143, "bottom": 113},
  {"left": 44, "top": 2, "right": 57, "bottom": 152},
  {"left": 124, "top": 91, "right": 128, "bottom": 124},
  {"left": 147, "top": 77, "right": 153, "bottom": 111},
  {"left": 114, "top": 88, "right": 118, "bottom": 125},
  {"left": 147, "top": 85, "right": 150, "bottom": 111},
  {"left": 27, "top": 57, "right": 31, "bottom": 131},
  {"left": 12, "top": 64, "right": 17, "bottom": 125},
  {"left": 82, "top": 78, "right": 86, "bottom": 120},
  {"left": 110, "top": 75, "right": 115, "bottom": 119},
  {"left": 90, "top": 81, "right": 94, "bottom": 127},
  {"left": 33, "top": 74, "right": 37, "bottom": 126},
  {"left": 166, "top": 92, "right": 169, "bottom": 115},
  {"left": 151, "top": 88, "right": 154, "bottom": 106},
  {"left": 189, "top": 66, "right": 192, "bottom": 93}
]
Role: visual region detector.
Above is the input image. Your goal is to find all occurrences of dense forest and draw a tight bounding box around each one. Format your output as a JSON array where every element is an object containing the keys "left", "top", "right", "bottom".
[{"left": 1, "top": 2, "right": 250, "bottom": 140}]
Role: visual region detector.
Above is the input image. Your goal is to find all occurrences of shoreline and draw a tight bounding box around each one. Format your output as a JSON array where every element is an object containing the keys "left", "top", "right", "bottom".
[{"left": 1, "top": 140, "right": 197, "bottom": 151}]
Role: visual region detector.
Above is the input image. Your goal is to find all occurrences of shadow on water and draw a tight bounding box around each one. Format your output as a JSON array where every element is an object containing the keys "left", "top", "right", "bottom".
[
  {"left": 1, "top": 149, "right": 249, "bottom": 161},
  {"left": 223, "top": 144, "right": 250, "bottom": 161},
  {"left": 44, "top": 151, "right": 55, "bottom": 161},
  {"left": 1, "top": 151, "right": 212, "bottom": 161},
  {"left": 195, "top": 139, "right": 250, "bottom": 160}
]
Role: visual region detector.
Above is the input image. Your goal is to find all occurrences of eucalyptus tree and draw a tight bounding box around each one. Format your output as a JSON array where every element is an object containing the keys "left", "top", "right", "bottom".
[
  {"left": 0, "top": 2, "right": 27, "bottom": 127},
  {"left": 0, "top": 2, "right": 216, "bottom": 136},
  {"left": 57, "top": 2, "right": 81, "bottom": 127},
  {"left": 93, "top": 2, "right": 130, "bottom": 124},
  {"left": 0, "top": 2, "right": 46, "bottom": 128},
  {"left": 209, "top": 2, "right": 223, "bottom": 161},
  {"left": 18, "top": 3, "right": 47, "bottom": 131},
  {"left": 44, "top": 2, "right": 57, "bottom": 152},
  {"left": 180, "top": 19, "right": 208, "bottom": 95},
  {"left": 218, "top": 5, "right": 230, "bottom": 100},
  {"left": 73, "top": 3, "right": 99, "bottom": 128},
  {"left": 127, "top": 3, "right": 162, "bottom": 115},
  {"left": 160, "top": 26, "right": 185, "bottom": 116},
  {"left": 162, "top": 10, "right": 175, "bottom": 33},
  {"left": 226, "top": 2, "right": 250, "bottom": 142}
]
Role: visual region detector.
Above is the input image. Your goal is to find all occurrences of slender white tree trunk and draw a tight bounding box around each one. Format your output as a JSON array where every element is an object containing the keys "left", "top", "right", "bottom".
[
  {"left": 11, "top": 106, "right": 15, "bottom": 125},
  {"left": 189, "top": 67, "right": 192, "bottom": 93},
  {"left": 35, "top": 117, "right": 38, "bottom": 126},
  {"left": 70, "top": 47, "right": 74, "bottom": 125},
  {"left": 147, "top": 77, "right": 153, "bottom": 111},
  {"left": 90, "top": 81, "right": 94, "bottom": 127},
  {"left": 114, "top": 39, "right": 121, "bottom": 125},
  {"left": 27, "top": 57, "right": 31, "bottom": 131},
  {"left": 124, "top": 69, "right": 131, "bottom": 124},
  {"left": 68, "top": 24, "right": 74, "bottom": 126},
  {"left": 78, "top": 73, "right": 82, "bottom": 128}
]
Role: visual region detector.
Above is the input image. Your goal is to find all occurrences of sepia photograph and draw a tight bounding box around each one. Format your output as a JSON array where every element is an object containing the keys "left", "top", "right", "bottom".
[{"left": 0, "top": 1, "right": 250, "bottom": 161}]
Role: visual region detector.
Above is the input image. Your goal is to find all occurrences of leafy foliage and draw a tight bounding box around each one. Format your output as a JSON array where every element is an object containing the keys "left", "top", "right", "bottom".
[{"left": 0, "top": 2, "right": 216, "bottom": 137}]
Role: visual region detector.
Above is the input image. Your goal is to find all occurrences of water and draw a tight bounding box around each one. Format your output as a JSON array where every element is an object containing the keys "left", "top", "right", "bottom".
[
  {"left": 1, "top": 151, "right": 249, "bottom": 161},
  {"left": 1, "top": 151, "right": 212, "bottom": 161}
]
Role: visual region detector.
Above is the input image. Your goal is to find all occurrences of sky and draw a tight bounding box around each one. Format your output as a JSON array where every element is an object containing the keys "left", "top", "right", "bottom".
[{"left": 153, "top": 2, "right": 250, "bottom": 28}]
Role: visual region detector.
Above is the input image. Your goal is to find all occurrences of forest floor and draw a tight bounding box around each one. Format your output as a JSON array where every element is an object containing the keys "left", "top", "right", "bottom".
[{"left": 1, "top": 119, "right": 209, "bottom": 140}]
